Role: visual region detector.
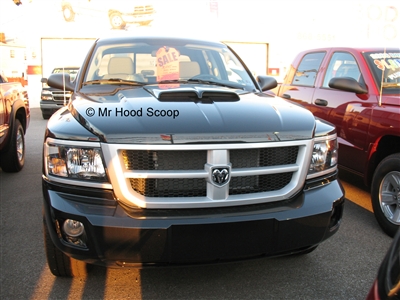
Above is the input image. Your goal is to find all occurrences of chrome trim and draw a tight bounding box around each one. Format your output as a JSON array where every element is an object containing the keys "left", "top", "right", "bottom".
[
  {"left": 102, "top": 140, "right": 314, "bottom": 209},
  {"left": 43, "top": 174, "right": 113, "bottom": 189},
  {"left": 313, "top": 133, "right": 337, "bottom": 142},
  {"left": 306, "top": 166, "right": 338, "bottom": 180},
  {"left": 46, "top": 138, "right": 101, "bottom": 148}
]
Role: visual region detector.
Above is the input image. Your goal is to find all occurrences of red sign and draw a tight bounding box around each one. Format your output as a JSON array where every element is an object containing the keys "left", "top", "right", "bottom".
[
  {"left": 27, "top": 65, "right": 42, "bottom": 75},
  {"left": 268, "top": 68, "right": 280, "bottom": 76}
]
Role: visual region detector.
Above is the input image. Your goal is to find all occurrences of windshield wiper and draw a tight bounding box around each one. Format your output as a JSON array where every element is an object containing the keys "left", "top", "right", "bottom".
[
  {"left": 83, "top": 78, "right": 145, "bottom": 86},
  {"left": 157, "top": 79, "right": 243, "bottom": 90},
  {"left": 187, "top": 78, "right": 244, "bottom": 89}
]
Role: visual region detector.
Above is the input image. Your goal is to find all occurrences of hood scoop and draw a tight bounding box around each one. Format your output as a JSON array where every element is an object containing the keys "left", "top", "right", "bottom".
[{"left": 144, "top": 86, "right": 240, "bottom": 103}]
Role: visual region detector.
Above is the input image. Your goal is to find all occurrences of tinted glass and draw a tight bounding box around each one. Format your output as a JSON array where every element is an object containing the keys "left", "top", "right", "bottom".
[
  {"left": 52, "top": 67, "right": 79, "bottom": 81},
  {"left": 362, "top": 50, "right": 400, "bottom": 93},
  {"left": 292, "top": 52, "right": 325, "bottom": 87},
  {"left": 84, "top": 40, "right": 256, "bottom": 92},
  {"left": 323, "top": 52, "right": 363, "bottom": 88}
]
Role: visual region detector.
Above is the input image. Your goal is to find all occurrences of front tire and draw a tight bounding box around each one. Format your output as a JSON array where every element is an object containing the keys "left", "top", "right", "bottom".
[
  {"left": 371, "top": 153, "right": 400, "bottom": 237},
  {"left": 109, "top": 12, "right": 126, "bottom": 29},
  {"left": 42, "top": 112, "right": 51, "bottom": 120},
  {"left": 43, "top": 218, "right": 88, "bottom": 277},
  {"left": 0, "top": 119, "right": 25, "bottom": 172}
]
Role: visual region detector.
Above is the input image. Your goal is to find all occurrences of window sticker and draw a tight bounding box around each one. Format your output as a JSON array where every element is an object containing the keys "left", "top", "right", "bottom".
[
  {"left": 156, "top": 46, "right": 180, "bottom": 88},
  {"left": 369, "top": 52, "right": 400, "bottom": 71}
]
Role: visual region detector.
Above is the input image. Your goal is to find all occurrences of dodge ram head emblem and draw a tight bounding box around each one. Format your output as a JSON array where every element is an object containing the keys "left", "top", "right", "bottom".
[{"left": 211, "top": 167, "right": 230, "bottom": 186}]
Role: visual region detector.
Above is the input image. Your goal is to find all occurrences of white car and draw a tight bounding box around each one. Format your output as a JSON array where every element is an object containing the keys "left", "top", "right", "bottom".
[{"left": 61, "top": 0, "right": 155, "bottom": 29}]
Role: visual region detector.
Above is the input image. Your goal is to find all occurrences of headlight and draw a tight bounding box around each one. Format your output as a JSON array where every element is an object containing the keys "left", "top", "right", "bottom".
[
  {"left": 45, "top": 141, "right": 107, "bottom": 182},
  {"left": 307, "top": 135, "right": 338, "bottom": 179},
  {"left": 41, "top": 90, "right": 53, "bottom": 101}
]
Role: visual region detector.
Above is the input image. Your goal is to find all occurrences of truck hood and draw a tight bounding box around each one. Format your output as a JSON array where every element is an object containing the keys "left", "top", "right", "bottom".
[
  {"left": 69, "top": 84, "right": 316, "bottom": 144},
  {"left": 381, "top": 94, "right": 400, "bottom": 106}
]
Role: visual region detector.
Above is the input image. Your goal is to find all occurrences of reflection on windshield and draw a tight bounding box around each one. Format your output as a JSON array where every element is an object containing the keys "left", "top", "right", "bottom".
[
  {"left": 53, "top": 68, "right": 79, "bottom": 81},
  {"left": 84, "top": 41, "right": 255, "bottom": 91}
]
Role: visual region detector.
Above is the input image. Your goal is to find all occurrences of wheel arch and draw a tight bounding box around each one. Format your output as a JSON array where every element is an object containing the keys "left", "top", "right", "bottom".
[
  {"left": 367, "top": 135, "right": 400, "bottom": 186},
  {"left": 14, "top": 105, "right": 27, "bottom": 133},
  {"left": 1, "top": 100, "right": 27, "bottom": 151},
  {"left": 108, "top": 9, "right": 120, "bottom": 17}
]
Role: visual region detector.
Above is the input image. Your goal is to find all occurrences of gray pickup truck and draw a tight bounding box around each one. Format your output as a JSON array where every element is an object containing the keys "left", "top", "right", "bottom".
[
  {"left": 0, "top": 73, "right": 30, "bottom": 172},
  {"left": 42, "top": 36, "right": 345, "bottom": 277}
]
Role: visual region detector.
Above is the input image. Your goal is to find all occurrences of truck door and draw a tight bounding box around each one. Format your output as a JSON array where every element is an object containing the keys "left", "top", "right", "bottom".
[
  {"left": 279, "top": 51, "right": 326, "bottom": 111},
  {"left": 312, "top": 51, "right": 371, "bottom": 174}
]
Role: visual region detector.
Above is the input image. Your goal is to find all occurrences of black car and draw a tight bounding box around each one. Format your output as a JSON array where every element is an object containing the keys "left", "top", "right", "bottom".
[
  {"left": 42, "top": 36, "right": 345, "bottom": 276},
  {"left": 367, "top": 229, "right": 400, "bottom": 299}
]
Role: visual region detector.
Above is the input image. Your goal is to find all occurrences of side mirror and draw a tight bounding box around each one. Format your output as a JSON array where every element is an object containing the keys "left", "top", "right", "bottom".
[
  {"left": 41, "top": 78, "right": 48, "bottom": 83},
  {"left": 47, "top": 73, "right": 75, "bottom": 92},
  {"left": 256, "top": 75, "right": 278, "bottom": 91},
  {"left": 329, "top": 77, "right": 368, "bottom": 94}
]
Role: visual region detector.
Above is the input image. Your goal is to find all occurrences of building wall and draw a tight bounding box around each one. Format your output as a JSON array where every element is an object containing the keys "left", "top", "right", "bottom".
[
  {"left": 0, "top": 43, "right": 26, "bottom": 79},
  {"left": 1, "top": 0, "right": 399, "bottom": 106}
]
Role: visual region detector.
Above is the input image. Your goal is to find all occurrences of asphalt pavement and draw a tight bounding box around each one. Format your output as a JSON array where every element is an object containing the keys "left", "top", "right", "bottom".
[{"left": 0, "top": 108, "right": 393, "bottom": 300}]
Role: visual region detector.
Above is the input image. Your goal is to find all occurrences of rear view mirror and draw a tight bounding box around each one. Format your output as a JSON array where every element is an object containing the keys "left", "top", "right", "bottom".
[
  {"left": 329, "top": 77, "right": 368, "bottom": 94},
  {"left": 257, "top": 75, "right": 278, "bottom": 91}
]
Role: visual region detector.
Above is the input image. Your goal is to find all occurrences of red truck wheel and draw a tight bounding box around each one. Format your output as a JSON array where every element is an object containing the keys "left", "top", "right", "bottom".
[
  {"left": 0, "top": 119, "right": 25, "bottom": 172},
  {"left": 371, "top": 153, "right": 400, "bottom": 237}
]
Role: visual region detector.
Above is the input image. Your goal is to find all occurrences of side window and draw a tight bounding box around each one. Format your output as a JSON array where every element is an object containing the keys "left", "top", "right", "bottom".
[
  {"left": 292, "top": 52, "right": 325, "bottom": 86},
  {"left": 323, "top": 52, "right": 362, "bottom": 88}
]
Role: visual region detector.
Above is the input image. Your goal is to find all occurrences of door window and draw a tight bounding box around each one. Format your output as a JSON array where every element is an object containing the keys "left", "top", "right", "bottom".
[
  {"left": 323, "top": 52, "right": 363, "bottom": 88},
  {"left": 292, "top": 52, "right": 325, "bottom": 86}
]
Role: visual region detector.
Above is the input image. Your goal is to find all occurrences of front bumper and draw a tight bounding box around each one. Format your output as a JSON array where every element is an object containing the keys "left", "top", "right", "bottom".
[
  {"left": 122, "top": 14, "right": 153, "bottom": 24},
  {"left": 40, "top": 101, "right": 65, "bottom": 114},
  {"left": 42, "top": 176, "right": 345, "bottom": 268}
]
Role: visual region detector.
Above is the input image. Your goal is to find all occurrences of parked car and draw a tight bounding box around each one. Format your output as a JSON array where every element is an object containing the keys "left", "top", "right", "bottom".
[
  {"left": 42, "top": 35, "right": 344, "bottom": 277},
  {"left": 40, "top": 66, "right": 79, "bottom": 119},
  {"left": 276, "top": 47, "right": 400, "bottom": 237},
  {"left": 367, "top": 228, "right": 400, "bottom": 299},
  {"left": 61, "top": 0, "right": 155, "bottom": 29},
  {"left": 0, "top": 73, "right": 30, "bottom": 172}
]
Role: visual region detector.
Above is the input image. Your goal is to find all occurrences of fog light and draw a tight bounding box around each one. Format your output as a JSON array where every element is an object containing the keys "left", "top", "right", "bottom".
[{"left": 63, "top": 219, "right": 84, "bottom": 237}]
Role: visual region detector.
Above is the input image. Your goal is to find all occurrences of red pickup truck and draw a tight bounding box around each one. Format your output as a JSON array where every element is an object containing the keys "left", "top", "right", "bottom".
[
  {"left": 0, "top": 73, "right": 30, "bottom": 172},
  {"left": 276, "top": 47, "right": 400, "bottom": 237}
]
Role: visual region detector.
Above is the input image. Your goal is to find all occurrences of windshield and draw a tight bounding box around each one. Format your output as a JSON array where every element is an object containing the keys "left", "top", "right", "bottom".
[
  {"left": 83, "top": 40, "right": 256, "bottom": 91},
  {"left": 52, "top": 67, "right": 79, "bottom": 81},
  {"left": 362, "top": 50, "right": 400, "bottom": 93}
]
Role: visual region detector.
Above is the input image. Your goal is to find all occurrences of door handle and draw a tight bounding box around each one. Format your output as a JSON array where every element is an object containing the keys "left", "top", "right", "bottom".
[
  {"left": 314, "top": 99, "right": 328, "bottom": 106},
  {"left": 282, "top": 94, "right": 291, "bottom": 99}
]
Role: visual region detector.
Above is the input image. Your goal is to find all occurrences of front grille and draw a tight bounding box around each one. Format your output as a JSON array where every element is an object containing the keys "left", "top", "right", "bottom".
[
  {"left": 51, "top": 91, "right": 72, "bottom": 102},
  {"left": 129, "top": 173, "right": 293, "bottom": 197},
  {"left": 134, "top": 5, "right": 154, "bottom": 15},
  {"left": 230, "top": 147, "right": 298, "bottom": 167},
  {"left": 230, "top": 173, "right": 293, "bottom": 195},
  {"left": 122, "top": 147, "right": 298, "bottom": 171},
  {"left": 122, "top": 147, "right": 299, "bottom": 197},
  {"left": 123, "top": 150, "right": 206, "bottom": 170},
  {"left": 130, "top": 178, "right": 207, "bottom": 197}
]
